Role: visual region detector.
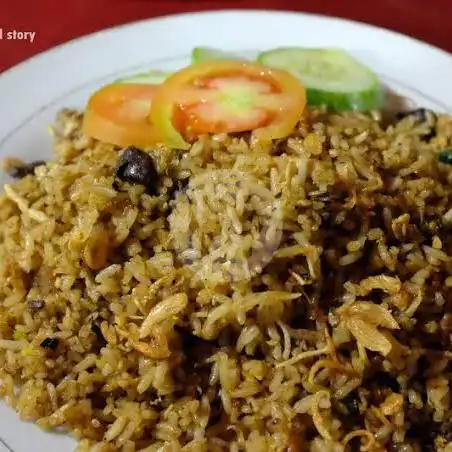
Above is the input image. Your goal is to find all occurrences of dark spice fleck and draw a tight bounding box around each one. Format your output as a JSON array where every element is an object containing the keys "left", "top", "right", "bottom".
[
  {"left": 91, "top": 323, "right": 107, "bottom": 351},
  {"left": 91, "top": 323, "right": 103, "bottom": 338},
  {"left": 178, "top": 328, "right": 216, "bottom": 365},
  {"left": 396, "top": 108, "right": 433, "bottom": 122},
  {"left": 439, "top": 420, "right": 452, "bottom": 442},
  {"left": 342, "top": 392, "right": 361, "bottom": 417},
  {"left": 373, "top": 370, "right": 401, "bottom": 392},
  {"left": 40, "top": 337, "right": 59, "bottom": 350},
  {"left": 420, "top": 219, "right": 442, "bottom": 235},
  {"left": 207, "top": 392, "right": 223, "bottom": 427},
  {"left": 348, "top": 437, "right": 361, "bottom": 452},
  {"left": 270, "top": 139, "right": 286, "bottom": 156},
  {"left": 332, "top": 391, "right": 363, "bottom": 435},
  {"left": 113, "top": 147, "right": 159, "bottom": 195},
  {"left": 396, "top": 108, "right": 437, "bottom": 141},
  {"left": 88, "top": 393, "right": 107, "bottom": 410},
  {"left": 175, "top": 178, "right": 189, "bottom": 193},
  {"left": 406, "top": 417, "right": 440, "bottom": 451},
  {"left": 253, "top": 283, "right": 268, "bottom": 293},
  {"left": 438, "top": 150, "right": 452, "bottom": 165},
  {"left": 6, "top": 160, "right": 46, "bottom": 179},
  {"left": 27, "top": 299, "right": 45, "bottom": 314},
  {"left": 167, "top": 177, "right": 190, "bottom": 200},
  {"left": 310, "top": 192, "right": 341, "bottom": 203}
]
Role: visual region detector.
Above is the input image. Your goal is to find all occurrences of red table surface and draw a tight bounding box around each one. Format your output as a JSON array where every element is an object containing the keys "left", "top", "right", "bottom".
[{"left": 1, "top": 0, "right": 451, "bottom": 73}]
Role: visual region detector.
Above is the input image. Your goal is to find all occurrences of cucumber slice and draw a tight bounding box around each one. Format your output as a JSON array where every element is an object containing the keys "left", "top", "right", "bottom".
[
  {"left": 115, "top": 70, "right": 171, "bottom": 85},
  {"left": 192, "top": 47, "right": 245, "bottom": 64},
  {"left": 257, "top": 47, "right": 383, "bottom": 112}
]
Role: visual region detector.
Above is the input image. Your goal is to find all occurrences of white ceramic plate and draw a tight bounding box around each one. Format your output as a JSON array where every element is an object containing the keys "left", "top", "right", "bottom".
[{"left": 0, "top": 9, "right": 452, "bottom": 451}]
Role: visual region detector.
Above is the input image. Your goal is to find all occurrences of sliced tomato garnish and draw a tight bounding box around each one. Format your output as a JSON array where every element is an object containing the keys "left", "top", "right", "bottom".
[
  {"left": 82, "top": 83, "right": 161, "bottom": 148},
  {"left": 149, "top": 60, "right": 307, "bottom": 149}
]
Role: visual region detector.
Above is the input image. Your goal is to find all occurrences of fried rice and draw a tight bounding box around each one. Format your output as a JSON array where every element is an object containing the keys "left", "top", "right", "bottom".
[{"left": 1, "top": 107, "right": 452, "bottom": 452}]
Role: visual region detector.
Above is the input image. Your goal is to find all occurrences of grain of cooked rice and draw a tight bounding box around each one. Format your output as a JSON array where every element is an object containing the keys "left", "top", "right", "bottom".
[{"left": 1, "top": 107, "right": 452, "bottom": 451}]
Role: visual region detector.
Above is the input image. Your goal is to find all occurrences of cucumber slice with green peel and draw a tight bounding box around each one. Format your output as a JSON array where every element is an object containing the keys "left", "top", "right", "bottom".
[
  {"left": 257, "top": 47, "right": 383, "bottom": 112},
  {"left": 115, "top": 70, "right": 171, "bottom": 85},
  {"left": 191, "top": 47, "right": 246, "bottom": 64}
]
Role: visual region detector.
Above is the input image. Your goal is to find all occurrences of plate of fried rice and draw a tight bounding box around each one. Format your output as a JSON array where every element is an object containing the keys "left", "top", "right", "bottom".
[{"left": 2, "top": 9, "right": 452, "bottom": 452}]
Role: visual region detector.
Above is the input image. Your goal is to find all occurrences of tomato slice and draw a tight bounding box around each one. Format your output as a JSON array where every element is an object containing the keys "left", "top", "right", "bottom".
[
  {"left": 149, "top": 60, "right": 307, "bottom": 149},
  {"left": 82, "top": 83, "right": 161, "bottom": 148}
]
